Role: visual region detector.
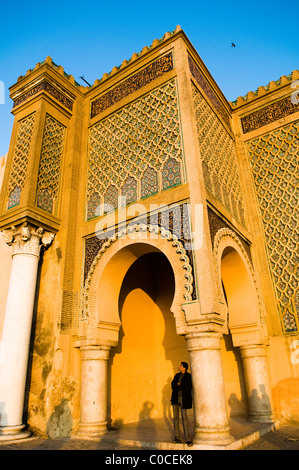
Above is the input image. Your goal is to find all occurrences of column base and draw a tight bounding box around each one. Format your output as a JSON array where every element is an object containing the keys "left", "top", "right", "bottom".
[
  {"left": 248, "top": 413, "right": 274, "bottom": 424},
  {"left": 193, "top": 425, "right": 234, "bottom": 446},
  {"left": 0, "top": 424, "right": 31, "bottom": 441},
  {"left": 75, "top": 421, "right": 108, "bottom": 438}
]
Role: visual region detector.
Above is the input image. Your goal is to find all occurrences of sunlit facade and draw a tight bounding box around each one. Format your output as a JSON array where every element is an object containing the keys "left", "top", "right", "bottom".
[{"left": 0, "top": 26, "right": 298, "bottom": 445}]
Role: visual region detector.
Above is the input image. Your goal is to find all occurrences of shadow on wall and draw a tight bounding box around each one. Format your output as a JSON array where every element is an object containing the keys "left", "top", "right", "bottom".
[
  {"left": 228, "top": 393, "right": 248, "bottom": 418},
  {"left": 222, "top": 332, "right": 248, "bottom": 419},
  {"left": 228, "top": 384, "right": 273, "bottom": 422},
  {"left": 249, "top": 384, "right": 273, "bottom": 421},
  {"left": 137, "top": 401, "right": 157, "bottom": 440}
]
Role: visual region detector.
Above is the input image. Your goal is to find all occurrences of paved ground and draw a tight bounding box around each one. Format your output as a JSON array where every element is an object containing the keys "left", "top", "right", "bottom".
[
  {"left": 0, "top": 437, "right": 141, "bottom": 451},
  {"left": 0, "top": 418, "right": 299, "bottom": 451},
  {"left": 242, "top": 424, "right": 299, "bottom": 450}
]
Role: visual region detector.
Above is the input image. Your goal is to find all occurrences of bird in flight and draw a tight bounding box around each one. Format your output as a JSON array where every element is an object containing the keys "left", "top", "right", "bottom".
[{"left": 231, "top": 43, "right": 236, "bottom": 47}]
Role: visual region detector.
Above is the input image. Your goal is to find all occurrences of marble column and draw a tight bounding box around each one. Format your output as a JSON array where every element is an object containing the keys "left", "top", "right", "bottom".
[
  {"left": 76, "top": 345, "right": 110, "bottom": 437},
  {"left": 240, "top": 344, "right": 273, "bottom": 423},
  {"left": 186, "top": 331, "right": 233, "bottom": 445},
  {"left": 0, "top": 223, "right": 54, "bottom": 440}
]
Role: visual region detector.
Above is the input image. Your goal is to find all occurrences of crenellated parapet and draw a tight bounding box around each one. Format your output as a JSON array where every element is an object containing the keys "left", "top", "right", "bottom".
[{"left": 230, "top": 69, "right": 299, "bottom": 108}]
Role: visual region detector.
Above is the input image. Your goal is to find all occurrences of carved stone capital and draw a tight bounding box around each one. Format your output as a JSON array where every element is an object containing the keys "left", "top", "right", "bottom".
[
  {"left": 2, "top": 222, "right": 55, "bottom": 257},
  {"left": 80, "top": 345, "right": 111, "bottom": 362},
  {"left": 185, "top": 331, "right": 223, "bottom": 352}
]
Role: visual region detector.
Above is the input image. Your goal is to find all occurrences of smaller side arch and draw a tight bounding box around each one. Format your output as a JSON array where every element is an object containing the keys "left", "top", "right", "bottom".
[{"left": 213, "top": 228, "right": 268, "bottom": 346}]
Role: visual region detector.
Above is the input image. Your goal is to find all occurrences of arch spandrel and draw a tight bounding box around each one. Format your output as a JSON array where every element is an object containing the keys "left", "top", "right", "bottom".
[{"left": 77, "top": 224, "right": 196, "bottom": 346}]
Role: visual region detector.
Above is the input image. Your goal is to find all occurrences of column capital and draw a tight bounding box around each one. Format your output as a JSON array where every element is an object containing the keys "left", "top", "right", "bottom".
[
  {"left": 80, "top": 345, "right": 111, "bottom": 362},
  {"left": 185, "top": 331, "right": 223, "bottom": 351},
  {"left": 2, "top": 222, "right": 55, "bottom": 257},
  {"left": 239, "top": 343, "right": 268, "bottom": 359}
]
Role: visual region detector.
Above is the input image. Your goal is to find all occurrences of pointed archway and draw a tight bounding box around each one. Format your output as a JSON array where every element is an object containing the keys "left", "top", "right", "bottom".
[
  {"left": 80, "top": 224, "right": 195, "bottom": 340},
  {"left": 75, "top": 224, "right": 194, "bottom": 436},
  {"left": 108, "top": 251, "right": 189, "bottom": 426}
]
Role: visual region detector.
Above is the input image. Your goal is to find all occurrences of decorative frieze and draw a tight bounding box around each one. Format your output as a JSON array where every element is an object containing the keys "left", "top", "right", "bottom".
[
  {"left": 90, "top": 52, "right": 173, "bottom": 118},
  {"left": 188, "top": 55, "right": 231, "bottom": 131},
  {"left": 241, "top": 96, "right": 299, "bottom": 134},
  {"left": 12, "top": 80, "right": 73, "bottom": 111}
]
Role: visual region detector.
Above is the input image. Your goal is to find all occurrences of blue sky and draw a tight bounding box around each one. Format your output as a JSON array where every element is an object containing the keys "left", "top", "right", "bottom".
[{"left": 0, "top": 0, "right": 298, "bottom": 155}]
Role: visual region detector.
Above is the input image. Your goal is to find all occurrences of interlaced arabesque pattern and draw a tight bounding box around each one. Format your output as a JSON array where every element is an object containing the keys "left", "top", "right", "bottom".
[
  {"left": 7, "top": 113, "right": 35, "bottom": 208},
  {"left": 191, "top": 83, "right": 245, "bottom": 226},
  {"left": 36, "top": 114, "right": 65, "bottom": 213},
  {"left": 247, "top": 122, "right": 299, "bottom": 333},
  {"left": 87, "top": 80, "right": 183, "bottom": 219}
]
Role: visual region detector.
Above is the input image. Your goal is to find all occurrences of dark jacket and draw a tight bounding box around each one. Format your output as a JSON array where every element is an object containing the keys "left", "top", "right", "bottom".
[{"left": 171, "top": 372, "right": 192, "bottom": 409}]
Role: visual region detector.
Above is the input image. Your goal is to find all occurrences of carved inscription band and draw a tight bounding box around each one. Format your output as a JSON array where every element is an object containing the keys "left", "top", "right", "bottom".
[
  {"left": 13, "top": 80, "right": 73, "bottom": 111},
  {"left": 90, "top": 52, "right": 173, "bottom": 118},
  {"left": 188, "top": 55, "right": 231, "bottom": 131},
  {"left": 241, "top": 96, "right": 299, "bottom": 133}
]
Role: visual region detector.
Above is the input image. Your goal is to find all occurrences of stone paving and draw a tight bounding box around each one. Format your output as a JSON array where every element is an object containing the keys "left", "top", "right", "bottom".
[
  {"left": 242, "top": 424, "right": 299, "bottom": 450},
  {"left": 0, "top": 418, "right": 298, "bottom": 450}
]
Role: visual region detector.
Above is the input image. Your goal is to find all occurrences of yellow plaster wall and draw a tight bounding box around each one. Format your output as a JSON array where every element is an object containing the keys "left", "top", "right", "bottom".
[
  {"left": 267, "top": 335, "right": 299, "bottom": 420},
  {"left": 108, "top": 252, "right": 189, "bottom": 426}
]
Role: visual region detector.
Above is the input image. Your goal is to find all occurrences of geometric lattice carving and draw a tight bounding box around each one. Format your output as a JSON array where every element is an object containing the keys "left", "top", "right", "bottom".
[
  {"left": 36, "top": 114, "right": 65, "bottom": 213},
  {"left": 282, "top": 306, "right": 297, "bottom": 333},
  {"left": 87, "top": 192, "right": 101, "bottom": 220},
  {"left": 162, "top": 157, "right": 182, "bottom": 189},
  {"left": 86, "top": 80, "right": 183, "bottom": 219},
  {"left": 141, "top": 166, "right": 158, "bottom": 198},
  {"left": 120, "top": 176, "right": 138, "bottom": 206},
  {"left": 104, "top": 184, "right": 118, "bottom": 211},
  {"left": 7, "top": 113, "right": 35, "bottom": 209},
  {"left": 191, "top": 83, "right": 245, "bottom": 226},
  {"left": 247, "top": 121, "right": 299, "bottom": 333}
]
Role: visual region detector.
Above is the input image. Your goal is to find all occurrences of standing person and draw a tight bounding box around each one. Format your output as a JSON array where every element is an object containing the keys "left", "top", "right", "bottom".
[{"left": 171, "top": 362, "right": 193, "bottom": 446}]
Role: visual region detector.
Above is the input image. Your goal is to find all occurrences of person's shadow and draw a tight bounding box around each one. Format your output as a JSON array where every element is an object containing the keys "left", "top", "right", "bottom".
[{"left": 137, "top": 401, "right": 156, "bottom": 440}]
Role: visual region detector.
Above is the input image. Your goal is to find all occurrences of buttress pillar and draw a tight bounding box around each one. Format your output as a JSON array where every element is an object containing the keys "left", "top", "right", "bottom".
[
  {"left": 77, "top": 345, "right": 110, "bottom": 437},
  {"left": 0, "top": 223, "right": 54, "bottom": 440},
  {"left": 186, "top": 331, "right": 233, "bottom": 445}
]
